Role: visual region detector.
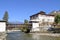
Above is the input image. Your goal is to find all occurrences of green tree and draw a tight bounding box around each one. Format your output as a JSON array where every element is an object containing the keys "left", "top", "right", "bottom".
[
  {"left": 3, "top": 11, "right": 9, "bottom": 23},
  {"left": 24, "top": 19, "right": 29, "bottom": 28},
  {"left": 54, "top": 15, "right": 60, "bottom": 25},
  {"left": 24, "top": 19, "right": 29, "bottom": 24},
  {"left": 21, "top": 19, "right": 30, "bottom": 33}
]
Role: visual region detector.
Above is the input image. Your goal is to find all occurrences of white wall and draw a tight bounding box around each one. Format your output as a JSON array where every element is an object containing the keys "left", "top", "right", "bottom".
[
  {"left": 38, "top": 15, "right": 54, "bottom": 23},
  {"left": 0, "top": 22, "right": 6, "bottom": 32},
  {"left": 32, "top": 23, "right": 39, "bottom": 28},
  {"left": 31, "top": 23, "right": 40, "bottom": 31}
]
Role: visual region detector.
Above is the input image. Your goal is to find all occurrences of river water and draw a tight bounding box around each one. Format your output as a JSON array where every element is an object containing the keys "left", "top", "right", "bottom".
[{"left": 6, "top": 31, "right": 60, "bottom": 40}]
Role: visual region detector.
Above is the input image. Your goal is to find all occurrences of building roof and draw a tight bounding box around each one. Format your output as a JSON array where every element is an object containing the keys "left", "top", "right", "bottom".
[
  {"left": 30, "top": 11, "right": 54, "bottom": 17},
  {"left": 0, "top": 20, "right": 6, "bottom": 22},
  {"left": 30, "top": 11, "right": 46, "bottom": 17},
  {"left": 46, "top": 14, "right": 55, "bottom": 16}
]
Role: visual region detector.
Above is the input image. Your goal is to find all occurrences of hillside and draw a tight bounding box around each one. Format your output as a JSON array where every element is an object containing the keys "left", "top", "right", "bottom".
[{"left": 49, "top": 10, "right": 60, "bottom": 15}]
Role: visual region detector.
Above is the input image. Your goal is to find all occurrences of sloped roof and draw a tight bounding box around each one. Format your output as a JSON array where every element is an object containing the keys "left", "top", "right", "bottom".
[
  {"left": 30, "top": 11, "right": 54, "bottom": 17},
  {"left": 0, "top": 20, "right": 6, "bottom": 22},
  {"left": 30, "top": 11, "right": 46, "bottom": 17}
]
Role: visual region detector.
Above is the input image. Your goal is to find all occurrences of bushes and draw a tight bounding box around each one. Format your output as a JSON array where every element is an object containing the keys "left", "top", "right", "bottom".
[
  {"left": 20, "top": 23, "right": 32, "bottom": 33},
  {"left": 21, "top": 27, "right": 30, "bottom": 33}
]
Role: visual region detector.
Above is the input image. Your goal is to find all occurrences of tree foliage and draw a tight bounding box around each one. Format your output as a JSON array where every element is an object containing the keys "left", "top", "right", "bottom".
[
  {"left": 54, "top": 15, "right": 60, "bottom": 25},
  {"left": 20, "top": 19, "right": 31, "bottom": 33},
  {"left": 3, "top": 11, "right": 9, "bottom": 22},
  {"left": 24, "top": 19, "right": 29, "bottom": 24}
]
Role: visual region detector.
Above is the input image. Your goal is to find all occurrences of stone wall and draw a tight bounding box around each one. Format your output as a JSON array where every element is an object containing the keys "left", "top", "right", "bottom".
[{"left": 0, "top": 32, "right": 7, "bottom": 40}]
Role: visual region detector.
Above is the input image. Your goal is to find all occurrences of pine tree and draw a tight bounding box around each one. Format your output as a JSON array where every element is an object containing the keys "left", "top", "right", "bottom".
[{"left": 3, "top": 11, "right": 9, "bottom": 23}]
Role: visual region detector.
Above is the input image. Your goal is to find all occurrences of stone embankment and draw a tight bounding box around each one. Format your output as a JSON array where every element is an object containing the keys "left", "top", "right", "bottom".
[
  {"left": 30, "top": 33, "right": 60, "bottom": 37},
  {"left": 0, "top": 32, "right": 7, "bottom": 40}
]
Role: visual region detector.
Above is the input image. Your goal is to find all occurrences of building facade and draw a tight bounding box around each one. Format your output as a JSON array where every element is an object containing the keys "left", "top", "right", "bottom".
[
  {"left": 30, "top": 11, "right": 55, "bottom": 32},
  {"left": 0, "top": 20, "right": 6, "bottom": 32}
]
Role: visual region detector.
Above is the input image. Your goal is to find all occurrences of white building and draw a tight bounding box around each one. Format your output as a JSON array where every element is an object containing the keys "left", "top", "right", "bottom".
[
  {"left": 0, "top": 20, "right": 6, "bottom": 32},
  {"left": 30, "top": 11, "right": 55, "bottom": 32}
]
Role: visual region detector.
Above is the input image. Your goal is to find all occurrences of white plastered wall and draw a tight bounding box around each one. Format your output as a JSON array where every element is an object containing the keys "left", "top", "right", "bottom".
[{"left": 0, "top": 22, "right": 6, "bottom": 32}]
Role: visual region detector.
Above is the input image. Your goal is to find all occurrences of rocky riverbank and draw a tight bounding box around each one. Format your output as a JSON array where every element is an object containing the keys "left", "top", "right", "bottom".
[{"left": 0, "top": 32, "right": 7, "bottom": 40}]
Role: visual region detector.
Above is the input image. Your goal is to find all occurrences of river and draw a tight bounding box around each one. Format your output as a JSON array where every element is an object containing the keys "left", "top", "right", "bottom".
[{"left": 6, "top": 31, "right": 60, "bottom": 40}]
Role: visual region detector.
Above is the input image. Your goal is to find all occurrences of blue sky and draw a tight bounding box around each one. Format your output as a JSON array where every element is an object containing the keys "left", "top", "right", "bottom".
[{"left": 0, "top": 0, "right": 60, "bottom": 22}]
